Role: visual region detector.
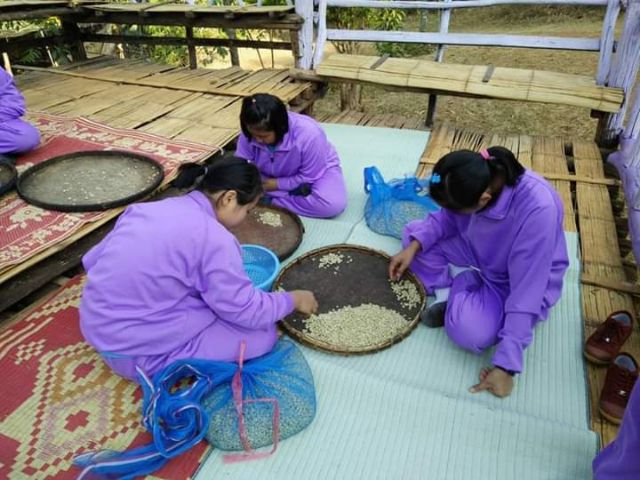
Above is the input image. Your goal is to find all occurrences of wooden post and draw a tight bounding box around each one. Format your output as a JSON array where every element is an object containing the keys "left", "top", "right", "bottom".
[
  {"left": 185, "top": 26, "right": 197, "bottom": 69},
  {"left": 61, "top": 21, "right": 87, "bottom": 61},
  {"left": 626, "top": 79, "right": 640, "bottom": 141},
  {"left": 222, "top": 0, "right": 240, "bottom": 67},
  {"left": 425, "top": 0, "right": 452, "bottom": 127},
  {"left": 295, "top": 0, "right": 314, "bottom": 69},
  {"left": 595, "top": 0, "right": 621, "bottom": 84},
  {"left": 313, "top": 0, "right": 328, "bottom": 68},
  {"left": 596, "top": 0, "right": 640, "bottom": 147}
]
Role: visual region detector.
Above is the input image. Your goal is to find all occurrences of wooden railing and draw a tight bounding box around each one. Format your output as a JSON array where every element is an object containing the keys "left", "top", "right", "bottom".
[{"left": 306, "top": 0, "right": 640, "bottom": 139}]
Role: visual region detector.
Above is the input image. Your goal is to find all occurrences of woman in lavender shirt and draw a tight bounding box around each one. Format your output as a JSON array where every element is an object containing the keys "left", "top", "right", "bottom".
[
  {"left": 80, "top": 156, "right": 317, "bottom": 381},
  {"left": 390, "top": 147, "right": 569, "bottom": 397},
  {"left": 0, "top": 66, "right": 40, "bottom": 162},
  {"left": 235, "top": 93, "right": 347, "bottom": 218}
]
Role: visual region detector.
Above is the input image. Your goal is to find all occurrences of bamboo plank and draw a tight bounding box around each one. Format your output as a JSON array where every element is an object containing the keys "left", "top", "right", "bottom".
[
  {"left": 17, "top": 65, "right": 309, "bottom": 102},
  {"left": 316, "top": 54, "right": 624, "bottom": 112}
]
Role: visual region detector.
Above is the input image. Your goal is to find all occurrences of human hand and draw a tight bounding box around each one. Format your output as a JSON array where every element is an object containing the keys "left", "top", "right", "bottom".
[
  {"left": 388, "top": 241, "right": 420, "bottom": 281},
  {"left": 290, "top": 290, "right": 318, "bottom": 316},
  {"left": 263, "top": 178, "right": 278, "bottom": 191},
  {"left": 469, "top": 367, "right": 514, "bottom": 398}
]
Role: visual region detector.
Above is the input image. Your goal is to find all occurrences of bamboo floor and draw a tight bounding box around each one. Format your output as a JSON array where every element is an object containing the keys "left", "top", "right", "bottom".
[{"left": 0, "top": 57, "right": 313, "bottom": 306}]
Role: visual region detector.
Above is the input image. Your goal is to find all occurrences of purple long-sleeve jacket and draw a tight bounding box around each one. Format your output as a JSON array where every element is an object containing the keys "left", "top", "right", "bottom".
[
  {"left": 0, "top": 67, "right": 26, "bottom": 122},
  {"left": 235, "top": 111, "right": 341, "bottom": 197},
  {"left": 408, "top": 170, "right": 569, "bottom": 372},
  {"left": 79, "top": 191, "right": 294, "bottom": 357}
]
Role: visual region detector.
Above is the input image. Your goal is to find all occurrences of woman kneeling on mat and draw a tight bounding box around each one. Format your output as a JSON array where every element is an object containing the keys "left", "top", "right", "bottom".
[
  {"left": 235, "top": 93, "right": 347, "bottom": 218},
  {"left": 80, "top": 156, "right": 318, "bottom": 381},
  {"left": 389, "top": 147, "right": 569, "bottom": 397},
  {"left": 0, "top": 66, "right": 40, "bottom": 162}
]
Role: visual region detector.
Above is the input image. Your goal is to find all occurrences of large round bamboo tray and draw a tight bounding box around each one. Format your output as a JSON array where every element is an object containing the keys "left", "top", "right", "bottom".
[
  {"left": 274, "top": 244, "right": 426, "bottom": 355},
  {"left": 17, "top": 150, "right": 164, "bottom": 212},
  {"left": 229, "top": 204, "right": 304, "bottom": 261}
]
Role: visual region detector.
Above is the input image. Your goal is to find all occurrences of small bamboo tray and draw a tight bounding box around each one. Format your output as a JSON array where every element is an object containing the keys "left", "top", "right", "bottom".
[
  {"left": 230, "top": 204, "right": 304, "bottom": 261},
  {"left": 274, "top": 244, "right": 426, "bottom": 355}
]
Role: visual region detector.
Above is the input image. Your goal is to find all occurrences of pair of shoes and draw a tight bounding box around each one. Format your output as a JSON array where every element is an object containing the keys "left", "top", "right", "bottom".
[
  {"left": 584, "top": 311, "right": 638, "bottom": 424},
  {"left": 419, "top": 301, "right": 447, "bottom": 328}
]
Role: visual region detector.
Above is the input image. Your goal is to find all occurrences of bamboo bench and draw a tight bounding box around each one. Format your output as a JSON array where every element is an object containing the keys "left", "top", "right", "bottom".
[{"left": 315, "top": 53, "right": 624, "bottom": 113}]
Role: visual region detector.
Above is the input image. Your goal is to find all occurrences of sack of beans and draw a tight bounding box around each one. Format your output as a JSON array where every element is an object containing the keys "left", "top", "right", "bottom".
[
  {"left": 364, "top": 166, "right": 440, "bottom": 239},
  {"left": 203, "top": 338, "right": 316, "bottom": 451}
]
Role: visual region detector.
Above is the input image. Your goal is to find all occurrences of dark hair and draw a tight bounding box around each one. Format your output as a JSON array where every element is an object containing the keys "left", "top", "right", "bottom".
[
  {"left": 172, "top": 155, "right": 263, "bottom": 205},
  {"left": 429, "top": 146, "right": 525, "bottom": 211},
  {"left": 240, "top": 93, "right": 289, "bottom": 144}
]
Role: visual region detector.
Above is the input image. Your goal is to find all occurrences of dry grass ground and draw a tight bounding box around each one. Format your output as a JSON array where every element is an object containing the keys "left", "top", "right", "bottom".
[{"left": 314, "top": 7, "right": 614, "bottom": 138}]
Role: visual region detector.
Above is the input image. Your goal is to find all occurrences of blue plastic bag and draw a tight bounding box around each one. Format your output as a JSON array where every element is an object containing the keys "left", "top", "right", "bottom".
[
  {"left": 73, "top": 339, "right": 315, "bottom": 479},
  {"left": 364, "top": 166, "right": 440, "bottom": 239},
  {"left": 204, "top": 338, "right": 316, "bottom": 451}
]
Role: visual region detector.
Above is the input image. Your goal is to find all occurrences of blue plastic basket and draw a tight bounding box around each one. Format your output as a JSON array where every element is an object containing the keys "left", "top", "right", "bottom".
[{"left": 241, "top": 244, "right": 280, "bottom": 291}]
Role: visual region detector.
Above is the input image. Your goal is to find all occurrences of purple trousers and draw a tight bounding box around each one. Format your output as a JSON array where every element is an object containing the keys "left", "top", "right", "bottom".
[
  {"left": 0, "top": 118, "right": 40, "bottom": 154},
  {"left": 403, "top": 232, "right": 547, "bottom": 355},
  {"left": 593, "top": 381, "right": 640, "bottom": 479},
  {"left": 271, "top": 166, "right": 347, "bottom": 218},
  {"left": 102, "top": 320, "right": 278, "bottom": 382}
]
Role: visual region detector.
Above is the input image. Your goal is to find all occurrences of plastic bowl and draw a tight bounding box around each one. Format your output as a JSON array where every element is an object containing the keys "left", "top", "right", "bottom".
[{"left": 241, "top": 244, "right": 280, "bottom": 291}]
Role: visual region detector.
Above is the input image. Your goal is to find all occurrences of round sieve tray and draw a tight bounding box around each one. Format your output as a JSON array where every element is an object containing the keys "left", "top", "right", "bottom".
[
  {"left": 273, "top": 244, "right": 426, "bottom": 355},
  {"left": 229, "top": 204, "right": 304, "bottom": 261},
  {"left": 17, "top": 150, "right": 164, "bottom": 212},
  {"left": 0, "top": 161, "right": 17, "bottom": 196}
]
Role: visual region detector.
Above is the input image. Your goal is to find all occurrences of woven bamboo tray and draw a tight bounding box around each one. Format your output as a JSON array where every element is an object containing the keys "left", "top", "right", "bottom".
[
  {"left": 230, "top": 204, "right": 304, "bottom": 261},
  {"left": 274, "top": 244, "right": 426, "bottom": 355},
  {"left": 17, "top": 150, "right": 164, "bottom": 212}
]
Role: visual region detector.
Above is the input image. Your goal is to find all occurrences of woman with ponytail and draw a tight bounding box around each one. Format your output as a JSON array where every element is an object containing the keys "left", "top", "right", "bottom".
[
  {"left": 79, "top": 156, "right": 317, "bottom": 381},
  {"left": 389, "top": 147, "right": 569, "bottom": 397},
  {"left": 235, "top": 93, "right": 347, "bottom": 218}
]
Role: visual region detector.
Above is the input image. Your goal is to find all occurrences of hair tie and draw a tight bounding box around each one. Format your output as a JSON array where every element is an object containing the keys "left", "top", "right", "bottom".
[
  {"left": 479, "top": 149, "right": 493, "bottom": 160},
  {"left": 251, "top": 97, "right": 257, "bottom": 104},
  {"left": 430, "top": 173, "right": 441, "bottom": 185},
  {"left": 202, "top": 165, "right": 210, "bottom": 177}
]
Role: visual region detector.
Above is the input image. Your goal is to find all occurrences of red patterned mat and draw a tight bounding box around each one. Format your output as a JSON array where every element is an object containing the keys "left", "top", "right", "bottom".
[
  {"left": 0, "top": 112, "right": 218, "bottom": 272},
  {"left": 0, "top": 275, "right": 211, "bottom": 479}
]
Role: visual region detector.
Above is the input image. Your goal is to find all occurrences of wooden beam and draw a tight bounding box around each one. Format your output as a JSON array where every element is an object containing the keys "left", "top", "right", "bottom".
[
  {"left": 295, "top": 0, "right": 314, "bottom": 69},
  {"left": 185, "top": 26, "right": 197, "bottom": 69},
  {"left": 80, "top": 33, "right": 292, "bottom": 51},
  {"left": 70, "top": 11, "right": 303, "bottom": 30},
  {"left": 596, "top": 0, "right": 621, "bottom": 85},
  {"left": 581, "top": 273, "right": 640, "bottom": 296},
  {"left": 0, "top": 7, "right": 77, "bottom": 21},
  {"left": 597, "top": 0, "right": 640, "bottom": 147},
  {"left": 326, "top": 29, "right": 601, "bottom": 51}
]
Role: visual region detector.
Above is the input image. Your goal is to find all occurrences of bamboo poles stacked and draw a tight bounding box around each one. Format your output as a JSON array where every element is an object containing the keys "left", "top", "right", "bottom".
[{"left": 316, "top": 54, "right": 624, "bottom": 113}]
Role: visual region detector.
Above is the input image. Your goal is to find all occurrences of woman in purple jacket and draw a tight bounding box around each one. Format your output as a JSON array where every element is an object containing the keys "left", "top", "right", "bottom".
[
  {"left": 389, "top": 147, "right": 569, "bottom": 397},
  {"left": 0, "top": 67, "right": 40, "bottom": 161},
  {"left": 80, "top": 156, "right": 318, "bottom": 381},
  {"left": 235, "top": 93, "right": 347, "bottom": 218}
]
